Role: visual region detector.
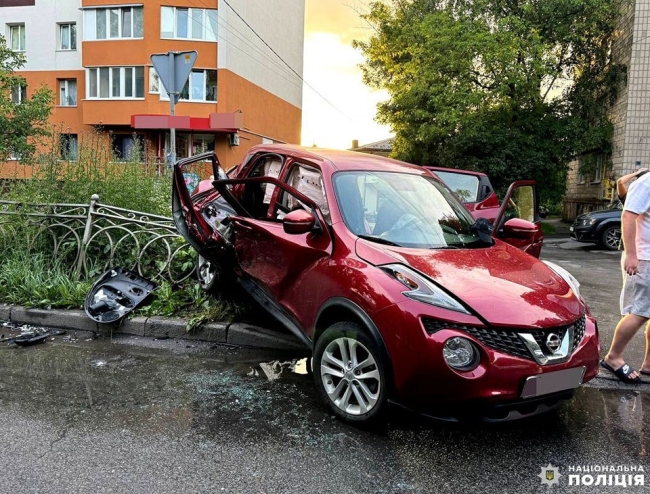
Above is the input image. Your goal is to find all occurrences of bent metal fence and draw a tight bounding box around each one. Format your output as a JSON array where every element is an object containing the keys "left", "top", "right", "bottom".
[{"left": 0, "top": 194, "right": 195, "bottom": 284}]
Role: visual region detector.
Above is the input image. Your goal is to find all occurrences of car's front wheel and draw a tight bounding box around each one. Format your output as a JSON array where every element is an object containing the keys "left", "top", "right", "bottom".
[
  {"left": 196, "top": 254, "right": 220, "bottom": 292},
  {"left": 313, "top": 322, "right": 387, "bottom": 423},
  {"left": 599, "top": 225, "right": 621, "bottom": 251}
]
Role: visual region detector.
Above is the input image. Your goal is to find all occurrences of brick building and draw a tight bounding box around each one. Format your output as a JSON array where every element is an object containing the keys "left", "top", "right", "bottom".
[
  {"left": 564, "top": 0, "right": 650, "bottom": 219},
  {"left": 0, "top": 0, "right": 304, "bottom": 172}
]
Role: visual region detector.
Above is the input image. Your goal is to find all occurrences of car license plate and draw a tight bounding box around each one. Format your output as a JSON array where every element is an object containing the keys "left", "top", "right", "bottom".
[
  {"left": 520, "top": 367, "right": 586, "bottom": 398},
  {"left": 569, "top": 226, "right": 574, "bottom": 232}
]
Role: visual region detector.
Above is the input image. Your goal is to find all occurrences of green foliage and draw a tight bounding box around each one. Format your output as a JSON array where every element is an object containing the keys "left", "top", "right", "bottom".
[
  {"left": 356, "top": 0, "right": 625, "bottom": 203},
  {"left": 0, "top": 250, "right": 90, "bottom": 309},
  {"left": 8, "top": 127, "right": 172, "bottom": 217},
  {"left": 136, "top": 281, "right": 245, "bottom": 332},
  {"left": 0, "top": 34, "right": 54, "bottom": 164}
]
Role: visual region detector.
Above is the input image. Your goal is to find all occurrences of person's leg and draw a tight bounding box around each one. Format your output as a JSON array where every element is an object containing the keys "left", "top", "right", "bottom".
[
  {"left": 640, "top": 321, "right": 650, "bottom": 373},
  {"left": 605, "top": 313, "right": 649, "bottom": 379}
]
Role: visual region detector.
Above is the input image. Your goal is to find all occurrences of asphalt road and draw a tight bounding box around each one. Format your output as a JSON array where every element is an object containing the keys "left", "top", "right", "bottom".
[{"left": 0, "top": 237, "right": 648, "bottom": 494}]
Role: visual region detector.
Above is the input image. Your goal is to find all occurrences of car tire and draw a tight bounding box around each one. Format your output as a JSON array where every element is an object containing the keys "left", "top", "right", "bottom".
[
  {"left": 196, "top": 254, "right": 220, "bottom": 292},
  {"left": 313, "top": 322, "right": 388, "bottom": 423},
  {"left": 599, "top": 225, "right": 621, "bottom": 251}
]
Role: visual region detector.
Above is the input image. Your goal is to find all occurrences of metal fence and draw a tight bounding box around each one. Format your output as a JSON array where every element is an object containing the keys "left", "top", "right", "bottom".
[{"left": 0, "top": 194, "right": 195, "bottom": 284}]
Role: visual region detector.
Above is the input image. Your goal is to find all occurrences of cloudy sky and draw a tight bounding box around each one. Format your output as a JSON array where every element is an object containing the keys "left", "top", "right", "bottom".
[{"left": 301, "top": 0, "right": 392, "bottom": 150}]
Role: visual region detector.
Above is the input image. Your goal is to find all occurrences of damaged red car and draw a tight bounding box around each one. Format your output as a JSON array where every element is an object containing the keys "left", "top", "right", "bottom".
[{"left": 172, "top": 144, "right": 599, "bottom": 423}]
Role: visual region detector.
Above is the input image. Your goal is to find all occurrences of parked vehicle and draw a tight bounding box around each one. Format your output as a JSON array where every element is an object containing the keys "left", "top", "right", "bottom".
[
  {"left": 426, "top": 166, "right": 544, "bottom": 257},
  {"left": 173, "top": 145, "right": 599, "bottom": 423},
  {"left": 570, "top": 202, "right": 622, "bottom": 251}
]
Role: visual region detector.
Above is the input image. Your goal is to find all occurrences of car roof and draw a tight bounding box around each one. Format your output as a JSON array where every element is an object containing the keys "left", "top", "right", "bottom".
[
  {"left": 245, "top": 143, "right": 428, "bottom": 175},
  {"left": 425, "top": 166, "right": 488, "bottom": 178}
]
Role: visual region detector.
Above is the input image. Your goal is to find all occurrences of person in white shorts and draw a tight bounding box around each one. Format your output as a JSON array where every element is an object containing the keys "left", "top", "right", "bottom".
[{"left": 601, "top": 172, "right": 650, "bottom": 383}]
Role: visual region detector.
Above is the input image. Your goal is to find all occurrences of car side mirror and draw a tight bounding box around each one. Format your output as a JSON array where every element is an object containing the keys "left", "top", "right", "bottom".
[
  {"left": 502, "top": 218, "right": 538, "bottom": 238},
  {"left": 283, "top": 209, "right": 316, "bottom": 235}
]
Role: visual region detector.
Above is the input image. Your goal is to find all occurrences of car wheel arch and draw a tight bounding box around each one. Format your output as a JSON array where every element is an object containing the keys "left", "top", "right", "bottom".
[
  {"left": 314, "top": 298, "right": 395, "bottom": 396},
  {"left": 594, "top": 219, "right": 621, "bottom": 234},
  {"left": 598, "top": 223, "right": 622, "bottom": 250}
]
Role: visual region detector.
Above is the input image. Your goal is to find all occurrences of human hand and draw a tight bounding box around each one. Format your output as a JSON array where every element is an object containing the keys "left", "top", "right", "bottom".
[
  {"left": 635, "top": 167, "right": 649, "bottom": 176},
  {"left": 624, "top": 253, "right": 639, "bottom": 275}
]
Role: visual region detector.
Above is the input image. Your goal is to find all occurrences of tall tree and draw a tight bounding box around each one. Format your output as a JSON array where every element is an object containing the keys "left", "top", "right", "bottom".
[
  {"left": 355, "top": 0, "right": 624, "bottom": 202},
  {"left": 0, "top": 34, "right": 53, "bottom": 164}
]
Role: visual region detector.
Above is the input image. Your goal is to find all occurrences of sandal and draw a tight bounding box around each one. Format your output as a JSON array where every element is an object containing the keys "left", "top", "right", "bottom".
[{"left": 600, "top": 359, "right": 641, "bottom": 383}]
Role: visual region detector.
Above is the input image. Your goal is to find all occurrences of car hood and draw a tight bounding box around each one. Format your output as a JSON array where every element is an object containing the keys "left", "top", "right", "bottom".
[
  {"left": 356, "top": 239, "right": 582, "bottom": 327},
  {"left": 576, "top": 207, "right": 621, "bottom": 220}
]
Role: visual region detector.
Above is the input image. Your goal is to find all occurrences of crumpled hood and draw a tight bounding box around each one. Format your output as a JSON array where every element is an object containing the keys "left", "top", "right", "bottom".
[{"left": 356, "top": 239, "right": 583, "bottom": 327}]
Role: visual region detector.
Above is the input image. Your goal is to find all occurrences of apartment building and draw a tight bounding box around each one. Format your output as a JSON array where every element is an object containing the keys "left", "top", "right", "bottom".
[
  {"left": 564, "top": 0, "right": 650, "bottom": 219},
  {"left": 0, "top": 0, "right": 304, "bottom": 170}
]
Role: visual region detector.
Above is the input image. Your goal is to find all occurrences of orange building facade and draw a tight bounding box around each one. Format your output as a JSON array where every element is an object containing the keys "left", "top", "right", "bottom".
[{"left": 1, "top": 0, "right": 305, "bottom": 171}]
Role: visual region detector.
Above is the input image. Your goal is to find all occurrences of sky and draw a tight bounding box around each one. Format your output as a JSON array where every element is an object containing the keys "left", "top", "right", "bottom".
[{"left": 300, "top": 0, "right": 392, "bottom": 150}]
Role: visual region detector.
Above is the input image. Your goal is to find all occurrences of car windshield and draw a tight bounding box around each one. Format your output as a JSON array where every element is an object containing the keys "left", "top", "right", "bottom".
[
  {"left": 333, "top": 171, "right": 487, "bottom": 249},
  {"left": 433, "top": 171, "right": 479, "bottom": 202}
]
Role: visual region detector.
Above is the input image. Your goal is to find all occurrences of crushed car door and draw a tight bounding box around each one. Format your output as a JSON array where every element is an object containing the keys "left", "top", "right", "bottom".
[
  {"left": 213, "top": 175, "right": 332, "bottom": 324},
  {"left": 492, "top": 180, "right": 544, "bottom": 258},
  {"left": 172, "top": 151, "right": 235, "bottom": 262}
]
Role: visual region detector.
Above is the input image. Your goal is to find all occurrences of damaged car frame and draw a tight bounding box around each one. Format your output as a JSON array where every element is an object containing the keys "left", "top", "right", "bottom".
[{"left": 173, "top": 145, "right": 600, "bottom": 423}]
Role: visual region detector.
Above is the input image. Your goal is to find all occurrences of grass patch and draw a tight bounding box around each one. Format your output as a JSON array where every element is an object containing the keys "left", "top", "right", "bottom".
[{"left": 541, "top": 221, "right": 557, "bottom": 236}]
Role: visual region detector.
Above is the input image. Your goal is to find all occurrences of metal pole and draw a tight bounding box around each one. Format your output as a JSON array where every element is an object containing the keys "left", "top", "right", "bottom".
[{"left": 169, "top": 52, "right": 176, "bottom": 171}]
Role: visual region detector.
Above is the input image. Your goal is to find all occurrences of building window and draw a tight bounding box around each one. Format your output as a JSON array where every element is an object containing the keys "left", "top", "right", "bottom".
[
  {"left": 87, "top": 67, "right": 144, "bottom": 99},
  {"left": 59, "top": 23, "right": 77, "bottom": 50},
  {"left": 60, "top": 134, "right": 78, "bottom": 161},
  {"left": 161, "top": 69, "right": 217, "bottom": 102},
  {"left": 192, "top": 134, "right": 215, "bottom": 155},
  {"left": 10, "top": 83, "right": 27, "bottom": 104},
  {"left": 593, "top": 155, "right": 604, "bottom": 183},
  {"left": 9, "top": 24, "right": 26, "bottom": 51},
  {"left": 149, "top": 67, "right": 160, "bottom": 93},
  {"left": 112, "top": 134, "right": 142, "bottom": 161},
  {"left": 59, "top": 79, "right": 77, "bottom": 106},
  {"left": 83, "top": 6, "right": 143, "bottom": 40},
  {"left": 161, "top": 6, "right": 217, "bottom": 41}
]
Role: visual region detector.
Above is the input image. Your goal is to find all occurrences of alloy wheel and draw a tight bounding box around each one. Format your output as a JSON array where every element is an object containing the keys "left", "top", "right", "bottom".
[{"left": 320, "top": 337, "right": 381, "bottom": 415}]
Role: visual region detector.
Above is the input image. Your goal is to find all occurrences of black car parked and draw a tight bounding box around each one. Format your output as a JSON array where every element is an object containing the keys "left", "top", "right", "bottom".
[{"left": 570, "top": 201, "right": 622, "bottom": 251}]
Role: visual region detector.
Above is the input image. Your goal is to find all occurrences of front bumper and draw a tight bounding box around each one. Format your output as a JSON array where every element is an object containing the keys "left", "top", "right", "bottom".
[
  {"left": 569, "top": 224, "right": 598, "bottom": 243},
  {"left": 373, "top": 303, "right": 600, "bottom": 421}
]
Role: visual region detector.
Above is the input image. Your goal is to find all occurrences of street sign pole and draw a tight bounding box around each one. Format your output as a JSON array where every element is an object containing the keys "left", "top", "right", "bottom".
[
  {"left": 150, "top": 50, "right": 198, "bottom": 170},
  {"left": 169, "top": 52, "right": 176, "bottom": 169}
]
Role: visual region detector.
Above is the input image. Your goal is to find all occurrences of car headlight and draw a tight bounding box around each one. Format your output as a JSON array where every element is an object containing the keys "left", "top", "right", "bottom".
[
  {"left": 380, "top": 264, "right": 470, "bottom": 314},
  {"left": 443, "top": 337, "right": 480, "bottom": 371},
  {"left": 580, "top": 218, "right": 597, "bottom": 226},
  {"left": 543, "top": 260, "right": 581, "bottom": 299}
]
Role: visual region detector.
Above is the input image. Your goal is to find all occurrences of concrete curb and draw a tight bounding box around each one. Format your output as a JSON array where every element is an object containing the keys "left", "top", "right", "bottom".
[{"left": 0, "top": 304, "right": 305, "bottom": 351}]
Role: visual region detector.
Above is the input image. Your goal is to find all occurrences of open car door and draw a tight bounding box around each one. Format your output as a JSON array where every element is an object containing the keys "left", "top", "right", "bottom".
[
  {"left": 492, "top": 180, "right": 544, "bottom": 258},
  {"left": 172, "top": 152, "right": 238, "bottom": 270}
]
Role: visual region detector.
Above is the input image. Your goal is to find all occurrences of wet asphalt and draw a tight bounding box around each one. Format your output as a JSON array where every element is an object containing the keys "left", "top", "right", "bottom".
[{"left": 1, "top": 234, "right": 649, "bottom": 494}]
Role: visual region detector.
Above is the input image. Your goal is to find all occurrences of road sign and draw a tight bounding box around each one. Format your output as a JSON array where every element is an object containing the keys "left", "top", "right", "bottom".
[
  {"left": 150, "top": 51, "right": 197, "bottom": 103},
  {"left": 150, "top": 50, "right": 198, "bottom": 169}
]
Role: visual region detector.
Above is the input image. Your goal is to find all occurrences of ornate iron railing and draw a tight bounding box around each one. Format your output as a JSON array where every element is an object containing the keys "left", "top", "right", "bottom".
[{"left": 0, "top": 194, "right": 195, "bottom": 284}]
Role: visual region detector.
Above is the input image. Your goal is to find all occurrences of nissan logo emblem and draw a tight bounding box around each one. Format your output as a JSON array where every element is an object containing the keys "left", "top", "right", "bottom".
[{"left": 546, "top": 333, "right": 562, "bottom": 353}]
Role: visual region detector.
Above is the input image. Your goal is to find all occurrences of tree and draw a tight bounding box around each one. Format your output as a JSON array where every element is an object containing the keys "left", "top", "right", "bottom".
[
  {"left": 0, "top": 34, "right": 53, "bottom": 164},
  {"left": 355, "top": 0, "right": 624, "bottom": 202}
]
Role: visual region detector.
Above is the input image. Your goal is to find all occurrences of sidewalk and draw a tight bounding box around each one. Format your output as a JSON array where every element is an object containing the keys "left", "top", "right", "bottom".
[{"left": 0, "top": 304, "right": 306, "bottom": 351}]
